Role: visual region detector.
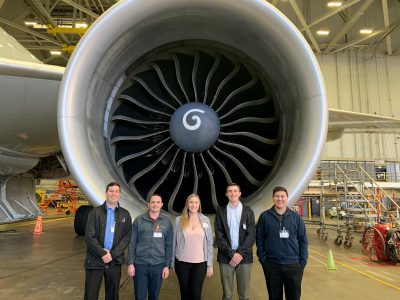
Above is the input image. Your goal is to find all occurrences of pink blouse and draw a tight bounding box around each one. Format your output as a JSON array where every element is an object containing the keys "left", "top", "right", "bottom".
[{"left": 181, "top": 225, "right": 205, "bottom": 263}]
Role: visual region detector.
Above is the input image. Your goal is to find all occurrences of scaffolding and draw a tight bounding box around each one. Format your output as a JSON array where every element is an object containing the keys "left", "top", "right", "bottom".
[{"left": 312, "top": 162, "right": 400, "bottom": 247}]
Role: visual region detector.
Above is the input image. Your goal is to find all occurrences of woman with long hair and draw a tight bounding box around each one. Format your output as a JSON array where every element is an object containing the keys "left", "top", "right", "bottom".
[{"left": 173, "top": 194, "right": 213, "bottom": 300}]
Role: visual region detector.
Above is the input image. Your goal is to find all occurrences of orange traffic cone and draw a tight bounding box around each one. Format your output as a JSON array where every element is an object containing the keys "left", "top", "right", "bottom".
[{"left": 33, "top": 215, "right": 43, "bottom": 235}]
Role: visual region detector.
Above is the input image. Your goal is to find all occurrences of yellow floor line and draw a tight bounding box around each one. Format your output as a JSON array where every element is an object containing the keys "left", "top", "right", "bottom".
[
  {"left": 309, "top": 248, "right": 400, "bottom": 291},
  {"left": 366, "top": 270, "right": 396, "bottom": 282}
]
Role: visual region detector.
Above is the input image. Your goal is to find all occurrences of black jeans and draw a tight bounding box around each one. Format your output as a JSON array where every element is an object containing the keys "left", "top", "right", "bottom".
[
  {"left": 84, "top": 264, "right": 121, "bottom": 300},
  {"left": 175, "top": 259, "right": 207, "bottom": 300},
  {"left": 261, "top": 260, "right": 304, "bottom": 300}
]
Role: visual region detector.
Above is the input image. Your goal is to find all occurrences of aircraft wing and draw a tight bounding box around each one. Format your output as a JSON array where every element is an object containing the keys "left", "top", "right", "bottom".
[{"left": 327, "top": 108, "right": 400, "bottom": 141}]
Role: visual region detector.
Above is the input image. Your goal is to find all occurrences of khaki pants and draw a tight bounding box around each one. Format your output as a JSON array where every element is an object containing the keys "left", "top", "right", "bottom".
[{"left": 219, "top": 263, "right": 252, "bottom": 300}]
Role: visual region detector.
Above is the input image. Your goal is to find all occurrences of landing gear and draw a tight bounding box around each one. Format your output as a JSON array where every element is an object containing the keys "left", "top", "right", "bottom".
[{"left": 74, "top": 205, "right": 93, "bottom": 235}]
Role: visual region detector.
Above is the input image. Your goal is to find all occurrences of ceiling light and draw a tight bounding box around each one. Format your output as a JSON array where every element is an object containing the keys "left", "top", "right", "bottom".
[
  {"left": 327, "top": 1, "right": 342, "bottom": 7},
  {"left": 8, "top": 43, "right": 14, "bottom": 48},
  {"left": 317, "top": 30, "right": 330, "bottom": 35},
  {"left": 0, "top": 44, "right": 3, "bottom": 47},
  {"left": 75, "top": 22, "right": 88, "bottom": 29},
  {"left": 59, "top": 24, "right": 73, "bottom": 28},
  {"left": 360, "top": 29, "right": 373, "bottom": 34},
  {"left": 24, "top": 21, "right": 37, "bottom": 26},
  {"left": 50, "top": 50, "right": 62, "bottom": 55},
  {"left": 33, "top": 24, "right": 48, "bottom": 29}
]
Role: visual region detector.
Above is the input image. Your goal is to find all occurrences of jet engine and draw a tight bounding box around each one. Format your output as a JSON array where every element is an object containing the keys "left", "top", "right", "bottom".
[{"left": 58, "top": 0, "right": 327, "bottom": 229}]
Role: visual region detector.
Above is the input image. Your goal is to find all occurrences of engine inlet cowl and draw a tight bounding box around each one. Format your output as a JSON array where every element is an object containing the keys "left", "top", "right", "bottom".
[{"left": 58, "top": 0, "right": 327, "bottom": 219}]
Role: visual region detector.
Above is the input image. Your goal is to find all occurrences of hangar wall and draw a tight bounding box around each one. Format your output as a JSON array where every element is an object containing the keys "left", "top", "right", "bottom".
[{"left": 317, "top": 51, "right": 400, "bottom": 161}]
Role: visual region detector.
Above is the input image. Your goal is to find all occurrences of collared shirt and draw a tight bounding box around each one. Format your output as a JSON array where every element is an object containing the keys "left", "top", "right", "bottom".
[
  {"left": 104, "top": 204, "right": 117, "bottom": 250},
  {"left": 227, "top": 201, "right": 243, "bottom": 250}
]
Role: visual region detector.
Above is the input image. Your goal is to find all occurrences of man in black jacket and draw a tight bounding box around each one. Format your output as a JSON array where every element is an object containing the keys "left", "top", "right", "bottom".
[
  {"left": 84, "top": 182, "right": 132, "bottom": 300},
  {"left": 215, "top": 183, "right": 255, "bottom": 300},
  {"left": 256, "top": 186, "right": 308, "bottom": 300}
]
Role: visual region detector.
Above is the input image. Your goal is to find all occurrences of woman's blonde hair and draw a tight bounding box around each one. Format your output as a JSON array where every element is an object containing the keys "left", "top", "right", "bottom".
[{"left": 180, "top": 193, "right": 202, "bottom": 229}]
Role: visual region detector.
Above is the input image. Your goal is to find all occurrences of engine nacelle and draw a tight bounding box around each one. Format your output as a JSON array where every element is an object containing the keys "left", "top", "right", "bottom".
[{"left": 58, "top": 0, "right": 327, "bottom": 219}]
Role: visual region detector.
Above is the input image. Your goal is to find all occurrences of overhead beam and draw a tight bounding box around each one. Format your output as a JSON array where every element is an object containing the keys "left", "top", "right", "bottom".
[
  {"left": 326, "top": 0, "right": 375, "bottom": 52},
  {"left": 43, "top": 54, "right": 69, "bottom": 64},
  {"left": 29, "top": 0, "right": 70, "bottom": 45},
  {"left": 381, "top": 0, "right": 392, "bottom": 55},
  {"left": 25, "top": 44, "right": 76, "bottom": 53},
  {"left": 330, "top": 30, "right": 384, "bottom": 53},
  {"left": 61, "top": 0, "right": 100, "bottom": 18},
  {"left": 329, "top": 19, "right": 400, "bottom": 54},
  {"left": 288, "top": 0, "right": 320, "bottom": 53},
  {"left": 97, "top": 0, "right": 105, "bottom": 13},
  {"left": 47, "top": 27, "right": 87, "bottom": 35},
  {"left": 50, "top": 0, "right": 62, "bottom": 13},
  {"left": 0, "top": 17, "right": 61, "bottom": 45},
  {"left": 90, "top": 0, "right": 100, "bottom": 12},
  {"left": 25, "top": 45, "right": 63, "bottom": 50},
  {"left": 300, "top": 0, "right": 362, "bottom": 32},
  {"left": 13, "top": 7, "right": 34, "bottom": 24},
  {"left": 84, "top": 0, "right": 94, "bottom": 23},
  {"left": 372, "top": 18, "right": 400, "bottom": 49}
]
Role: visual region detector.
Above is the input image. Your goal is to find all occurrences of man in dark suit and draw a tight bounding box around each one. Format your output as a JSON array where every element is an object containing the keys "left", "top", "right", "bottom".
[{"left": 84, "top": 182, "right": 132, "bottom": 300}]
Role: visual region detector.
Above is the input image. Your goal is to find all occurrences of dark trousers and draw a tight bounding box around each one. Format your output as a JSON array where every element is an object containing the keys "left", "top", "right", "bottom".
[
  {"left": 84, "top": 264, "right": 121, "bottom": 300},
  {"left": 133, "top": 263, "right": 164, "bottom": 300},
  {"left": 175, "top": 259, "right": 207, "bottom": 300},
  {"left": 261, "top": 260, "right": 304, "bottom": 300}
]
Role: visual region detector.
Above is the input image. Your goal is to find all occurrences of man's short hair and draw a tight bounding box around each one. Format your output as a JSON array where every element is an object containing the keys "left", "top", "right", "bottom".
[
  {"left": 149, "top": 193, "right": 162, "bottom": 202},
  {"left": 106, "top": 182, "right": 121, "bottom": 192},
  {"left": 273, "top": 186, "right": 288, "bottom": 197},
  {"left": 226, "top": 183, "right": 241, "bottom": 192}
]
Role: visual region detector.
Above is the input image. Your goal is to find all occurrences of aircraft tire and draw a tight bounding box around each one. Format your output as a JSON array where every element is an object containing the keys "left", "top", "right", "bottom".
[{"left": 74, "top": 205, "right": 93, "bottom": 236}]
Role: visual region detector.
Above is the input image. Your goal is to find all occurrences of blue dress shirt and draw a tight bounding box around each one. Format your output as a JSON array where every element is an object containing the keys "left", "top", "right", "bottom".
[
  {"left": 227, "top": 201, "right": 243, "bottom": 250},
  {"left": 104, "top": 205, "right": 116, "bottom": 251}
]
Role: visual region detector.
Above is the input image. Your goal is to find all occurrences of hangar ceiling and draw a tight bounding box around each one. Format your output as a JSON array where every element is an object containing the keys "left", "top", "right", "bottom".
[{"left": 0, "top": 0, "right": 399, "bottom": 66}]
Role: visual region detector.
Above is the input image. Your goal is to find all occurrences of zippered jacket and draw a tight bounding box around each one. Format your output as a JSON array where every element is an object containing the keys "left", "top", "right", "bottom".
[
  {"left": 256, "top": 207, "right": 308, "bottom": 266},
  {"left": 127, "top": 212, "right": 173, "bottom": 267}
]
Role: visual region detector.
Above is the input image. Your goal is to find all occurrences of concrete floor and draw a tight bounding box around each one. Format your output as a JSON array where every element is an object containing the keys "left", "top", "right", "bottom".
[{"left": 0, "top": 216, "right": 399, "bottom": 299}]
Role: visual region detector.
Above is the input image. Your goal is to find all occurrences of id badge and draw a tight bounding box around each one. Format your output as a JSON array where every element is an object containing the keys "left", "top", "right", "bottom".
[
  {"left": 111, "top": 223, "right": 115, "bottom": 233},
  {"left": 154, "top": 232, "right": 162, "bottom": 238},
  {"left": 203, "top": 223, "right": 209, "bottom": 228},
  {"left": 279, "top": 227, "right": 289, "bottom": 238},
  {"left": 243, "top": 224, "right": 247, "bottom": 230}
]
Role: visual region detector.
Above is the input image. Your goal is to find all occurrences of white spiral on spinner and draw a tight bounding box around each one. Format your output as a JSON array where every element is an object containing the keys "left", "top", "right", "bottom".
[{"left": 183, "top": 109, "right": 205, "bottom": 131}]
